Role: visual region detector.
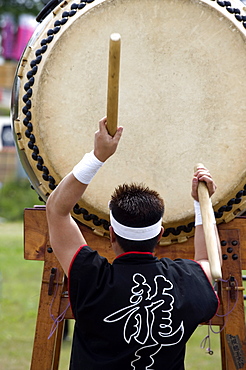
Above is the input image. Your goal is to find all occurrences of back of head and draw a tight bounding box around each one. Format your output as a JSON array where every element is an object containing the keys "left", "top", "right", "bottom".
[{"left": 109, "top": 183, "right": 165, "bottom": 253}]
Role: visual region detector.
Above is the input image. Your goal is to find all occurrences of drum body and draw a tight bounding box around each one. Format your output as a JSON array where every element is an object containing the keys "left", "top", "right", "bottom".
[{"left": 12, "top": 0, "right": 246, "bottom": 244}]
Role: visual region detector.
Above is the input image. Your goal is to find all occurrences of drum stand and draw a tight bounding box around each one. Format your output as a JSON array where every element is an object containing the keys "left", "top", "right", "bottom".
[{"left": 24, "top": 207, "right": 246, "bottom": 370}]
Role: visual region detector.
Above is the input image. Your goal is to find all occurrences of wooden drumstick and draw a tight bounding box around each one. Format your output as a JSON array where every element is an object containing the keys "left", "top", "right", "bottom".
[
  {"left": 107, "top": 33, "right": 121, "bottom": 136},
  {"left": 195, "top": 163, "right": 222, "bottom": 281}
]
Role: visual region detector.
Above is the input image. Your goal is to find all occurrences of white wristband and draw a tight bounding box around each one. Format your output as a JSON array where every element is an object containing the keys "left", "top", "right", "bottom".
[
  {"left": 72, "top": 151, "right": 104, "bottom": 184},
  {"left": 194, "top": 199, "right": 216, "bottom": 226}
]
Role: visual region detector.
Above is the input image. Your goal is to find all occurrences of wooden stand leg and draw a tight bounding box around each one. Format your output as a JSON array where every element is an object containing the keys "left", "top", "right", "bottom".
[
  {"left": 53, "top": 320, "right": 65, "bottom": 370},
  {"left": 30, "top": 247, "right": 65, "bottom": 370},
  {"left": 24, "top": 208, "right": 70, "bottom": 370},
  {"left": 218, "top": 228, "right": 246, "bottom": 370}
]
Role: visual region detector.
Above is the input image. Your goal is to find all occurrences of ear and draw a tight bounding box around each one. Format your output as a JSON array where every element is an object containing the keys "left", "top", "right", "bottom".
[{"left": 109, "top": 226, "right": 116, "bottom": 243}]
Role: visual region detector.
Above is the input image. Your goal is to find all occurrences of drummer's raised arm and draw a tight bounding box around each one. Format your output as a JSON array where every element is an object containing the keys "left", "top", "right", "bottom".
[
  {"left": 46, "top": 117, "right": 123, "bottom": 276},
  {"left": 191, "top": 167, "right": 222, "bottom": 282}
]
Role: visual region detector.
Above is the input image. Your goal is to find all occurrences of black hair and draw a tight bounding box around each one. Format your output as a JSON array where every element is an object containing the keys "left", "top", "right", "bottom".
[{"left": 109, "top": 183, "right": 164, "bottom": 253}]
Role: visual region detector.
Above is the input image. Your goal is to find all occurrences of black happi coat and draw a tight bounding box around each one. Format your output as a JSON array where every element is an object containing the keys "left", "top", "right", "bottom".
[{"left": 69, "top": 246, "right": 219, "bottom": 370}]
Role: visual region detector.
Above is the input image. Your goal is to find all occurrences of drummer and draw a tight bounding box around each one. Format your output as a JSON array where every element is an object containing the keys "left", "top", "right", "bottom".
[{"left": 46, "top": 117, "right": 221, "bottom": 370}]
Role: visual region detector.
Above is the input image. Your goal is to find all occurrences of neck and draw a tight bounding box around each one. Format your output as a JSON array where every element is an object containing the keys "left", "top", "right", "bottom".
[{"left": 112, "top": 242, "right": 124, "bottom": 257}]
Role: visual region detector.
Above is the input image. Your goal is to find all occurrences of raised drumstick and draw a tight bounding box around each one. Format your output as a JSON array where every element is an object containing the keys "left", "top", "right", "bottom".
[
  {"left": 106, "top": 33, "right": 121, "bottom": 136},
  {"left": 195, "top": 163, "right": 222, "bottom": 280}
]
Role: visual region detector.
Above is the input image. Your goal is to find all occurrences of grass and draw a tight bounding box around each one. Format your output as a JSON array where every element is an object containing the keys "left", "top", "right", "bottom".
[
  {"left": 0, "top": 222, "right": 72, "bottom": 369},
  {"left": 0, "top": 222, "right": 222, "bottom": 369},
  {"left": 0, "top": 222, "right": 41, "bottom": 369},
  {"left": 186, "top": 326, "right": 221, "bottom": 368},
  {"left": 0, "top": 178, "right": 44, "bottom": 222}
]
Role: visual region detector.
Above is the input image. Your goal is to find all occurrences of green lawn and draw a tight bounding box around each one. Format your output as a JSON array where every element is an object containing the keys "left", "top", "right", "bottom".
[{"left": 0, "top": 222, "right": 221, "bottom": 369}]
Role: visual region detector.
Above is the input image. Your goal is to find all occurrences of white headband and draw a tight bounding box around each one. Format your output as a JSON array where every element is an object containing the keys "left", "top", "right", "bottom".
[{"left": 110, "top": 211, "right": 162, "bottom": 241}]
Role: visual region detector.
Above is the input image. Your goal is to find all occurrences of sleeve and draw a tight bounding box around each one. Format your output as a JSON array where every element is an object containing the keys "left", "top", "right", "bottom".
[
  {"left": 68, "top": 245, "right": 111, "bottom": 319},
  {"left": 170, "top": 258, "right": 220, "bottom": 323}
]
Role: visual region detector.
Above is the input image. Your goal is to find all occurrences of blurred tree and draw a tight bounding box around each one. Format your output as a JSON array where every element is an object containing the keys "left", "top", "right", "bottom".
[{"left": 0, "top": 0, "right": 49, "bottom": 18}]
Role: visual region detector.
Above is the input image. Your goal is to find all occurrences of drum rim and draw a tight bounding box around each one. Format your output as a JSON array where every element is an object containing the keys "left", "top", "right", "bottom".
[{"left": 13, "top": 0, "right": 246, "bottom": 243}]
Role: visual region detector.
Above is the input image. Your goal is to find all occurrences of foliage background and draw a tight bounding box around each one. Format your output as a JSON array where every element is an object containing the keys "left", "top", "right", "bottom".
[
  {"left": 0, "top": 178, "right": 43, "bottom": 221},
  {"left": 0, "top": 0, "right": 49, "bottom": 18}
]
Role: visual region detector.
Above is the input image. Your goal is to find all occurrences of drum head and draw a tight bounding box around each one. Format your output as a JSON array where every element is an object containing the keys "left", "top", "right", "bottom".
[{"left": 12, "top": 0, "right": 246, "bottom": 243}]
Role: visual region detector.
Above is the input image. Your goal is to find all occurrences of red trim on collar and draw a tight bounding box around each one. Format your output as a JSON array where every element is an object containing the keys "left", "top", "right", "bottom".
[{"left": 115, "top": 251, "right": 154, "bottom": 259}]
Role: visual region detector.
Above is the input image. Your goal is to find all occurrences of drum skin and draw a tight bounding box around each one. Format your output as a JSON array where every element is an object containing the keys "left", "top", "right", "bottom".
[{"left": 12, "top": 0, "right": 246, "bottom": 244}]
